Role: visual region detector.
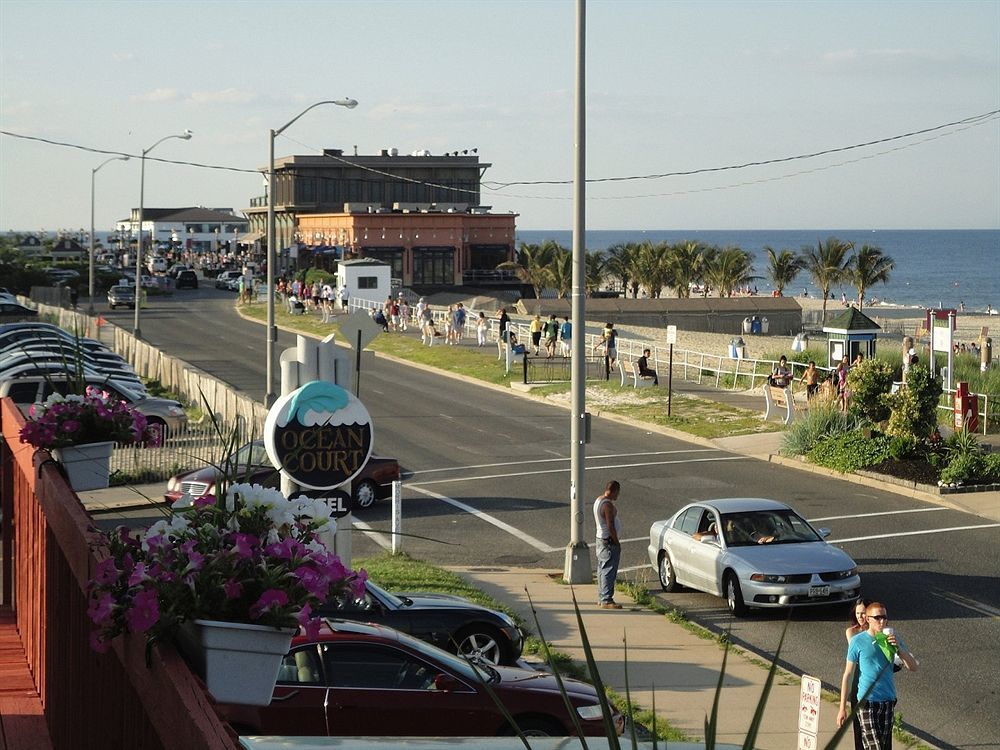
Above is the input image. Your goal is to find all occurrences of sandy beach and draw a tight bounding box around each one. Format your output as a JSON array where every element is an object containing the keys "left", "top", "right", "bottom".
[{"left": 616, "top": 296, "right": 996, "bottom": 363}]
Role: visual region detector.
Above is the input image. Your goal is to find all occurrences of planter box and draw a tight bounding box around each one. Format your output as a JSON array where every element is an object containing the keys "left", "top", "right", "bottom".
[{"left": 52, "top": 440, "right": 114, "bottom": 491}]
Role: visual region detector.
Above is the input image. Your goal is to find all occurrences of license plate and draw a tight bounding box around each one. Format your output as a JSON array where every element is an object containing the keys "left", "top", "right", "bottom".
[{"left": 808, "top": 585, "right": 830, "bottom": 598}]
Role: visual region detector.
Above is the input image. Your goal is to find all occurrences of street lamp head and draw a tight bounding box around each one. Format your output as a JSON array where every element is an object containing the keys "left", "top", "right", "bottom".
[
  {"left": 182, "top": 129, "right": 194, "bottom": 139},
  {"left": 339, "top": 99, "right": 359, "bottom": 109}
]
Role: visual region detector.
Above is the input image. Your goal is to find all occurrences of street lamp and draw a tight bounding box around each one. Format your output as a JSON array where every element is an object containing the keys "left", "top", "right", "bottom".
[
  {"left": 134, "top": 129, "right": 193, "bottom": 339},
  {"left": 89, "top": 155, "right": 129, "bottom": 314},
  {"left": 266, "top": 99, "right": 357, "bottom": 405}
]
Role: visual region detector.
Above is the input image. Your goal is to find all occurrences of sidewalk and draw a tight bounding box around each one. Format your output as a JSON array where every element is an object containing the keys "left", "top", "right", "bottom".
[{"left": 456, "top": 567, "right": 849, "bottom": 749}]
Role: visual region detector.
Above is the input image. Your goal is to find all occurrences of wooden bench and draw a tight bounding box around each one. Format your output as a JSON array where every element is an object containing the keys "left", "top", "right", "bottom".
[
  {"left": 762, "top": 384, "right": 809, "bottom": 424},
  {"left": 619, "top": 360, "right": 655, "bottom": 389}
]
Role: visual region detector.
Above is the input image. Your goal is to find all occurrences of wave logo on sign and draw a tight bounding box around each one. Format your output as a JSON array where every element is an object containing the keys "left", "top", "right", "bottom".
[{"left": 264, "top": 381, "right": 373, "bottom": 490}]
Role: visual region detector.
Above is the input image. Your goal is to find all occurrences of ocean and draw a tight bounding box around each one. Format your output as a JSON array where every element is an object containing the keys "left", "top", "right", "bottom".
[{"left": 514, "top": 229, "right": 999, "bottom": 314}]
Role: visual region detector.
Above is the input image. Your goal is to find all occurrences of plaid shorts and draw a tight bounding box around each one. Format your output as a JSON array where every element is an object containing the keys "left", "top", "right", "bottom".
[{"left": 858, "top": 699, "right": 896, "bottom": 750}]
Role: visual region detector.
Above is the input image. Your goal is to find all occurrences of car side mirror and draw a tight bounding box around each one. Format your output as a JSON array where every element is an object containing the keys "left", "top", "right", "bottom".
[
  {"left": 817, "top": 527, "right": 831, "bottom": 539},
  {"left": 698, "top": 535, "right": 718, "bottom": 545},
  {"left": 433, "top": 673, "right": 461, "bottom": 692}
]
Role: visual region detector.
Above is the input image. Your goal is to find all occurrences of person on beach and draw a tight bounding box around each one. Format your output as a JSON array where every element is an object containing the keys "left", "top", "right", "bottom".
[
  {"left": 593, "top": 480, "right": 623, "bottom": 609},
  {"left": 835, "top": 357, "right": 850, "bottom": 411},
  {"left": 476, "top": 311, "right": 487, "bottom": 347},
  {"left": 543, "top": 314, "right": 560, "bottom": 358},
  {"left": 770, "top": 355, "right": 793, "bottom": 388},
  {"left": 559, "top": 316, "right": 572, "bottom": 356},
  {"left": 594, "top": 322, "right": 618, "bottom": 369},
  {"left": 800, "top": 360, "right": 821, "bottom": 398},
  {"left": 497, "top": 308, "right": 511, "bottom": 351},
  {"left": 529, "top": 314, "right": 543, "bottom": 355},
  {"left": 845, "top": 599, "right": 871, "bottom": 750},
  {"left": 837, "top": 602, "right": 918, "bottom": 750}
]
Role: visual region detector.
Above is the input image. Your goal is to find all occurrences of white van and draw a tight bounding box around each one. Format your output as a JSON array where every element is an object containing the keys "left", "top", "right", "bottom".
[{"left": 148, "top": 256, "right": 168, "bottom": 274}]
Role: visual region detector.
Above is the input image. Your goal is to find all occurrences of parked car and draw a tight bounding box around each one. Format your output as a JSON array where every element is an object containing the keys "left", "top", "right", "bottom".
[
  {"left": 238, "top": 619, "right": 622, "bottom": 738},
  {"left": 164, "top": 439, "right": 400, "bottom": 509},
  {"left": 0, "top": 342, "right": 135, "bottom": 381},
  {"left": 0, "top": 302, "right": 38, "bottom": 320},
  {"left": 215, "top": 270, "right": 242, "bottom": 289},
  {"left": 647, "top": 498, "right": 861, "bottom": 616},
  {"left": 317, "top": 580, "right": 523, "bottom": 666},
  {"left": 0, "top": 376, "right": 187, "bottom": 433},
  {"left": 175, "top": 270, "right": 198, "bottom": 289},
  {"left": 108, "top": 285, "right": 136, "bottom": 309}
]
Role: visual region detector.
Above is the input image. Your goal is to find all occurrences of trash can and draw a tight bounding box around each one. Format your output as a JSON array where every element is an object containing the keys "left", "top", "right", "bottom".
[
  {"left": 742, "top": 317, "right": 752, "bottom": 334},
  {"left": 730, "top": 336, "right": 746, "bottom": 359},
  {"left": 761, "top": 317, "right": 770, "bottom": 334},
  {"left": 750, "top": 316, "right": 762, "bottom": 335}
]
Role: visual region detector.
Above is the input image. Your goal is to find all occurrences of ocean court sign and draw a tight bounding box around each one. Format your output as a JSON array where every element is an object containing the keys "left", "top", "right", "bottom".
[{"left": 264, "top": 380, "right": 373, "bottom": 490}]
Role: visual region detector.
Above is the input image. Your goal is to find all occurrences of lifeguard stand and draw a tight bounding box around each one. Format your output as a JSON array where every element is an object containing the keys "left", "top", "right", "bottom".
[{"left": 822, "top": 306, "right": 882, "bottom": 367}]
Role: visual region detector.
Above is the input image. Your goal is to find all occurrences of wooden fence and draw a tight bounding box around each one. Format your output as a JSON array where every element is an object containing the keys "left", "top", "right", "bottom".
[{"left": 0, "top": 398, "right": 240, "bottom": 750}]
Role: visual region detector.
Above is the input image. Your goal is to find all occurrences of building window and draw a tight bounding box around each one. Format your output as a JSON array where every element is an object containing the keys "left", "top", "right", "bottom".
[
  {"left": 361, "top": 247, "right": 403, "bottom": 279},
  {"left": 412, "top": 247, "right": 455, "bottom": 285},
  {"left": 358, "top": 276, "right": 379, "bottom": 289}
]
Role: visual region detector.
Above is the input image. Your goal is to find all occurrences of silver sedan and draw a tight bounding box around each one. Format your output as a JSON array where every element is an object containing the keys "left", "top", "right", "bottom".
[{"left": 647, "top": 498, "right": 861, "bottom": 616}]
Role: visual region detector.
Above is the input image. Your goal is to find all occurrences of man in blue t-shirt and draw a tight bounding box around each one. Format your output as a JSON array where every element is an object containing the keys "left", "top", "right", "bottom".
[{"left": 837, "top": 602, "right": 918, "bottom": 749}]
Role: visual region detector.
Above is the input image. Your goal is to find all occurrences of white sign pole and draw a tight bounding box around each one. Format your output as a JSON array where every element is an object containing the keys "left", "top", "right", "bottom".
[
  {"left": 391, "top": 480, "right": 402, "bottom": 555},
  {"left": 797, "top": 674, "right": 822, "bottom": 750}
]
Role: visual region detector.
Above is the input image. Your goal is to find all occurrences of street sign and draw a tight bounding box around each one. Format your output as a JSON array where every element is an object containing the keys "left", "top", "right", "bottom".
[
  {"left": 797, "top": 674, "right": 822, "bottom": 750},
  {"left": 339, "top": 310, "right": 383, "bottom": 351},
  {"left": 666, "top": 325, "right": 677, "bottom": 345}
]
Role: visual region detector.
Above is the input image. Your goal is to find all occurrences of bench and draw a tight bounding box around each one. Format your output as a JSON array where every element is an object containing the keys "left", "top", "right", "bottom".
[
  {"left": 619, "top": 360, "right": 655, "bottom": 389},
  {"left": 762, "top": 384, "right": 809, "bottom": 424}
]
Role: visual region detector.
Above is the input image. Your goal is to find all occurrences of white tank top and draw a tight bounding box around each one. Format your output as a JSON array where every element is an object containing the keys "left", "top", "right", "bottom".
[{"left": 593, "top": 496, "right": 622, "bottom": 541}]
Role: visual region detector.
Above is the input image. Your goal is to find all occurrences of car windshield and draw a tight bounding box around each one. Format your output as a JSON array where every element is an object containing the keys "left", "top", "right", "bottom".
[
  {"left": 232, "top": 442, "right": 271, "bottom": 467},
  {"left": 720, "top": 510, "right": 822, "bottom": 547}
]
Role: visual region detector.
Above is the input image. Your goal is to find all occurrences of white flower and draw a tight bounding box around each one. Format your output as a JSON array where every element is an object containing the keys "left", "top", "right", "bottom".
[{"left": 291, "top": 495, "right": 334, "bottom": 526}]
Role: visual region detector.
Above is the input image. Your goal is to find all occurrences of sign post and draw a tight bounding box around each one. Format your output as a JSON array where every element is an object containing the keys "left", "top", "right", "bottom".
[
  {"left": 797, "top": 674, "right": 822, "bottom": 750},
  {"left": 666, "top": 325, "right": 677, "bottom": 417},
  {"left": 338, "top": 310, "right": 383, "bottom": 396}
]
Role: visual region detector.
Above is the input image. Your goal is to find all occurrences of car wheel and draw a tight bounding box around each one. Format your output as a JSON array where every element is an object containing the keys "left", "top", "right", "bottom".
[
  {"left": 353, "top": 479, "right": 378, "bottom": 509},
  {"left": 724, "top": 571, "right": 747, "bottom": 617},
  {"left": 658, "top": 551, "right": 677, "bottom": 592},
  {"left": 455, "top": 625, "right": 505, "bottom": 665},
  {"left": 502, "top": 717, "right": 562, "bottom": 737}
]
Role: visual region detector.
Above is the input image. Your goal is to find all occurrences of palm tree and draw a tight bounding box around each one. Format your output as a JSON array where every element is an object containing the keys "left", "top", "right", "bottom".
[
  {"left": 632, "top": 241, "right": 673, "bottom": 298},
  {"left": 666, "top": 240, "right": 706, "bottom": 297},
  {"left": 549, "top": 247, "right": 573, "bottom": 299},
  {"left": 849, "top": 243, "right": 894, "bottom": 311},
  {"left": 497, "top": 241, "right": 558, "bottom": 301},
  {"left": 605, "top": 243, "right": 643, "bottom": 297},
  {"left": 585, "top": 250, "right": 606, "bottom": 295},
  {"left": 801, "top": 236, "right": 854, "bottom": 324},
  {"left": 764, "top": 246, "right": 804, "bottom": 297},
  {"left": 703, "top": 246, "right": 756, "bottom": 298}
]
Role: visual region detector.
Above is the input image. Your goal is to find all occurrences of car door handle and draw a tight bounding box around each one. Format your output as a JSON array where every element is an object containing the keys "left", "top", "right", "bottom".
[{"left": 271, "top": 690, "right": 300, "bottom": 702}]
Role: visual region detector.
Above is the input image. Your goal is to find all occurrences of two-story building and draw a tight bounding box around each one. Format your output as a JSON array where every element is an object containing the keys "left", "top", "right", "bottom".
[
  {"left": 116, "top": 207, "right": 250, "bottom": 258},
  {"left": 245, "top": 149, "right": 517, "bottom": 292}
]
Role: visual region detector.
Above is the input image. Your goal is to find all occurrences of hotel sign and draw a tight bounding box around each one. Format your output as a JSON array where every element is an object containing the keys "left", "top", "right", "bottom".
[{"left": 264, "top": 380, "right": 373, "bottom": 490}]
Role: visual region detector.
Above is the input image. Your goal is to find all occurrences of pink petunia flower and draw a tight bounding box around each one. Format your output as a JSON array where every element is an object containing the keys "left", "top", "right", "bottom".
[
  {"left": 249, "top": 589, "right": 289, "bottom": 620},
  {"left": 87, "top": 592, "right": 116, "bottom": 626},
  {"left": 125, "top": 589, "right": 160, "bottom": 633}
]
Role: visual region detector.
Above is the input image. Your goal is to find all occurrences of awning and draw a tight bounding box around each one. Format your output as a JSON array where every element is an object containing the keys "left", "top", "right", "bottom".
[{"left": 238, "top": 231, "right": 264, "bottom": 243}]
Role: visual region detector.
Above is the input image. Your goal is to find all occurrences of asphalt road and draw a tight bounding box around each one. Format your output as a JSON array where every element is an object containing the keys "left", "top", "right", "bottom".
[{"left": 101, "top": 285, "right": 1000, "bottom": 750}]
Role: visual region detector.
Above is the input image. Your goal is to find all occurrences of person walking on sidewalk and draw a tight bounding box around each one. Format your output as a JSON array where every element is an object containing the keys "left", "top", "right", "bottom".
[
  {"left": 836, "top": 601, "right": 918, "bottom": 749},
  {"left": 593, "top": 480, "right": 623, "bottom": 609}
]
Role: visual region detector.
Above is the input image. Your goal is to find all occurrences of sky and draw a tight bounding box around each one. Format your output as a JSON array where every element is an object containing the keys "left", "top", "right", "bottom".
[{"left": 1, "top": 0, "right": 998, "bottom": 233}]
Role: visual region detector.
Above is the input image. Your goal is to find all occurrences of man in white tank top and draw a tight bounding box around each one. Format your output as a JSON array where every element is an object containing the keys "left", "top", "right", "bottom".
[{"left": 593, "top": 480, "right": 623, "bottom": 609}]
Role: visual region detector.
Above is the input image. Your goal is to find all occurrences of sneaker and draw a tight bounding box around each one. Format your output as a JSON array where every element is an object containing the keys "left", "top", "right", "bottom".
[{"left": 599, "top": 601, "right": 623, "bottom": 609}]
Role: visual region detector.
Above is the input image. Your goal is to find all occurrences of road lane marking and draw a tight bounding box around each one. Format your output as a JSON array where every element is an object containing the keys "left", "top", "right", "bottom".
[
  {"left": 407, "top": 456, "right": 744, "bottom": 487},
  {"left": 810, "top": 508, "right": 949, "bottom": 522},
  {"left": 835, "top": 523, "right": 1000, "bottom": 543},
  {"left": 353, "top": 519, "right": 392, "bottom": 550},
  {"left": 408, "top": 486, "right": 562, "bottom": 553},
  {"left": 930, "top": 589, "right": 1000, "bottom": 618},
  {"left": 410, "top": 449, "right": 721, "bottom": 476}
]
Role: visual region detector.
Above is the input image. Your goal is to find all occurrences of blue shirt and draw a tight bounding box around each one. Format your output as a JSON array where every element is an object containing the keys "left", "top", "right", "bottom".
[{"left": 847, "top": 631, "right": 906, "bottom": 702}]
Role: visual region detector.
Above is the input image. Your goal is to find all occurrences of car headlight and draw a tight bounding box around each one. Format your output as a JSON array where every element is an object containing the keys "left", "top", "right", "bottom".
[
  {"left": 576, "top": 704, "right": 604, "bottom": 721},
  {"left": 167, "top": 405, "right": 184, "bottom": 416},
  {"left": 750, "top": 574, "right": 789, "bottom": 583},
  {"left": 830, "top": 567, "right": 857, "bottom": 580}
]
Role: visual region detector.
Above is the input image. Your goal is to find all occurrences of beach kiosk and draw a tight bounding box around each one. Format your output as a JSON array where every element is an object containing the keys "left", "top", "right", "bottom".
[
  {"left": 822, "top": 306, "right": 882, "bottom": 367},
  {"left": 336, "top": 258, "right": 391, "bottom": 308}
]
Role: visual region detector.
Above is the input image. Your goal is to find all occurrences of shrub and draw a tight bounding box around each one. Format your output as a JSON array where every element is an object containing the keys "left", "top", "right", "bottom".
[
  {"left": 780, "top": 399, "right": 860, "bottom": 456},
  {"left": 303, "top": 268, "right": 337, "bottom": 286},
  {"left": 847, "top": 358, "right": 895, "bottom": 423},
  {"left": 888, "top": 434, "right": 917, "bottom": 460},
  {"left": 982, "top": 453, "right": 1000, "bottom": 480},
  {"left": 884, "top": 365, "right": 942, "bottom": 440},
  {"left": 939, "top": 451, "right": 985, "bottom": 485},
  {"left": 807, "top": 432, "right": 892, "bottom": 473}
]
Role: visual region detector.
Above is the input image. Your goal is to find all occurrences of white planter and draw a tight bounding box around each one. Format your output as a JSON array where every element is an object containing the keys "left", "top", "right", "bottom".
[
  {"left": 176, "top": 619, "right": 296, "bottom": 706},
  {"left": 51, "top": 440, "right": 114, "bottom": 491}
]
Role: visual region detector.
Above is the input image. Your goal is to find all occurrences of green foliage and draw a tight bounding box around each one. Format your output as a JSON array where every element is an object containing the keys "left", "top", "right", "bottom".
[
  {"left": 847, "top": 358, "right": 895, "bottom": 423},
  {"left": 939, "top": 452, "right": 984, "bottom": 485},
  {"left": 884, "top": 365, "right": 942, "bottom": 439},
  {"left": 981, "top": 453, "right": 1000, "bottom": 480},
  {"left": 780, "top": 399, "right": 860, "bottom": 456},
  {"left": 303, "top": 268, "right": 337, "bottom": 286},
  {"left": 944, "top": 428, "right": 981, "bottom": 457},
  {"left": 807, "top": 431, "right": 892, "bottom": 473},
  {"left": 888, "top": 434, "right": 918, "bottom": 460}
]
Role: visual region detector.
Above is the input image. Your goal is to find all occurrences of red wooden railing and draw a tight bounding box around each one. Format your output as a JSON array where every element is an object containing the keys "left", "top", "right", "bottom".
[{"left": 1, "top": 397, "right": 240, "bottom": 750}]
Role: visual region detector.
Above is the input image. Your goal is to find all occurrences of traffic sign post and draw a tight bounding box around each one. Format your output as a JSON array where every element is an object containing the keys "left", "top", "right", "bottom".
[
  {"left": 338, "top": 310, "right": 383, "bottom": 396},
  {"left": 797, "top": 674, "right": 822, "bottom": 750},
  {"left": 666, "top": 325, "right": 677, "bottom": 416}
]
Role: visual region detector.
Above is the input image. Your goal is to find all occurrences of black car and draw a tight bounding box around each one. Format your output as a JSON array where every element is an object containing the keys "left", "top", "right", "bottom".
[
  {"left": 316, "top": 580, "right": 524, "bottom": 666},
  {"left": 0, "top": 302, "right": 38, "bottom": 321},
  {"left": 175, "top": 270, "right": 198, "bottom": 289}
]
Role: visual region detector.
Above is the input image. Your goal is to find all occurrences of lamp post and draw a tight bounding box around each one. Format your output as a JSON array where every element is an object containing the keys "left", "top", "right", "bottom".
[
  {"left": 266, "top": 99, "right": 357, "bottom": 406},
  {"left": 90, "top": 155, "right": 129, "bottom": 314},
  {"left": 134, "top": 129, "right": 193, "bottom": 339}
]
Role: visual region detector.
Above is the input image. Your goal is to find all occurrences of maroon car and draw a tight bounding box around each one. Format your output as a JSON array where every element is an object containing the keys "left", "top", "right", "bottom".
[
  {"left": 238, "top": 619, "right": 622, "bottom": 738},
  {"left": 164, "top": 439, "right": 400, "bottom": 509}
]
